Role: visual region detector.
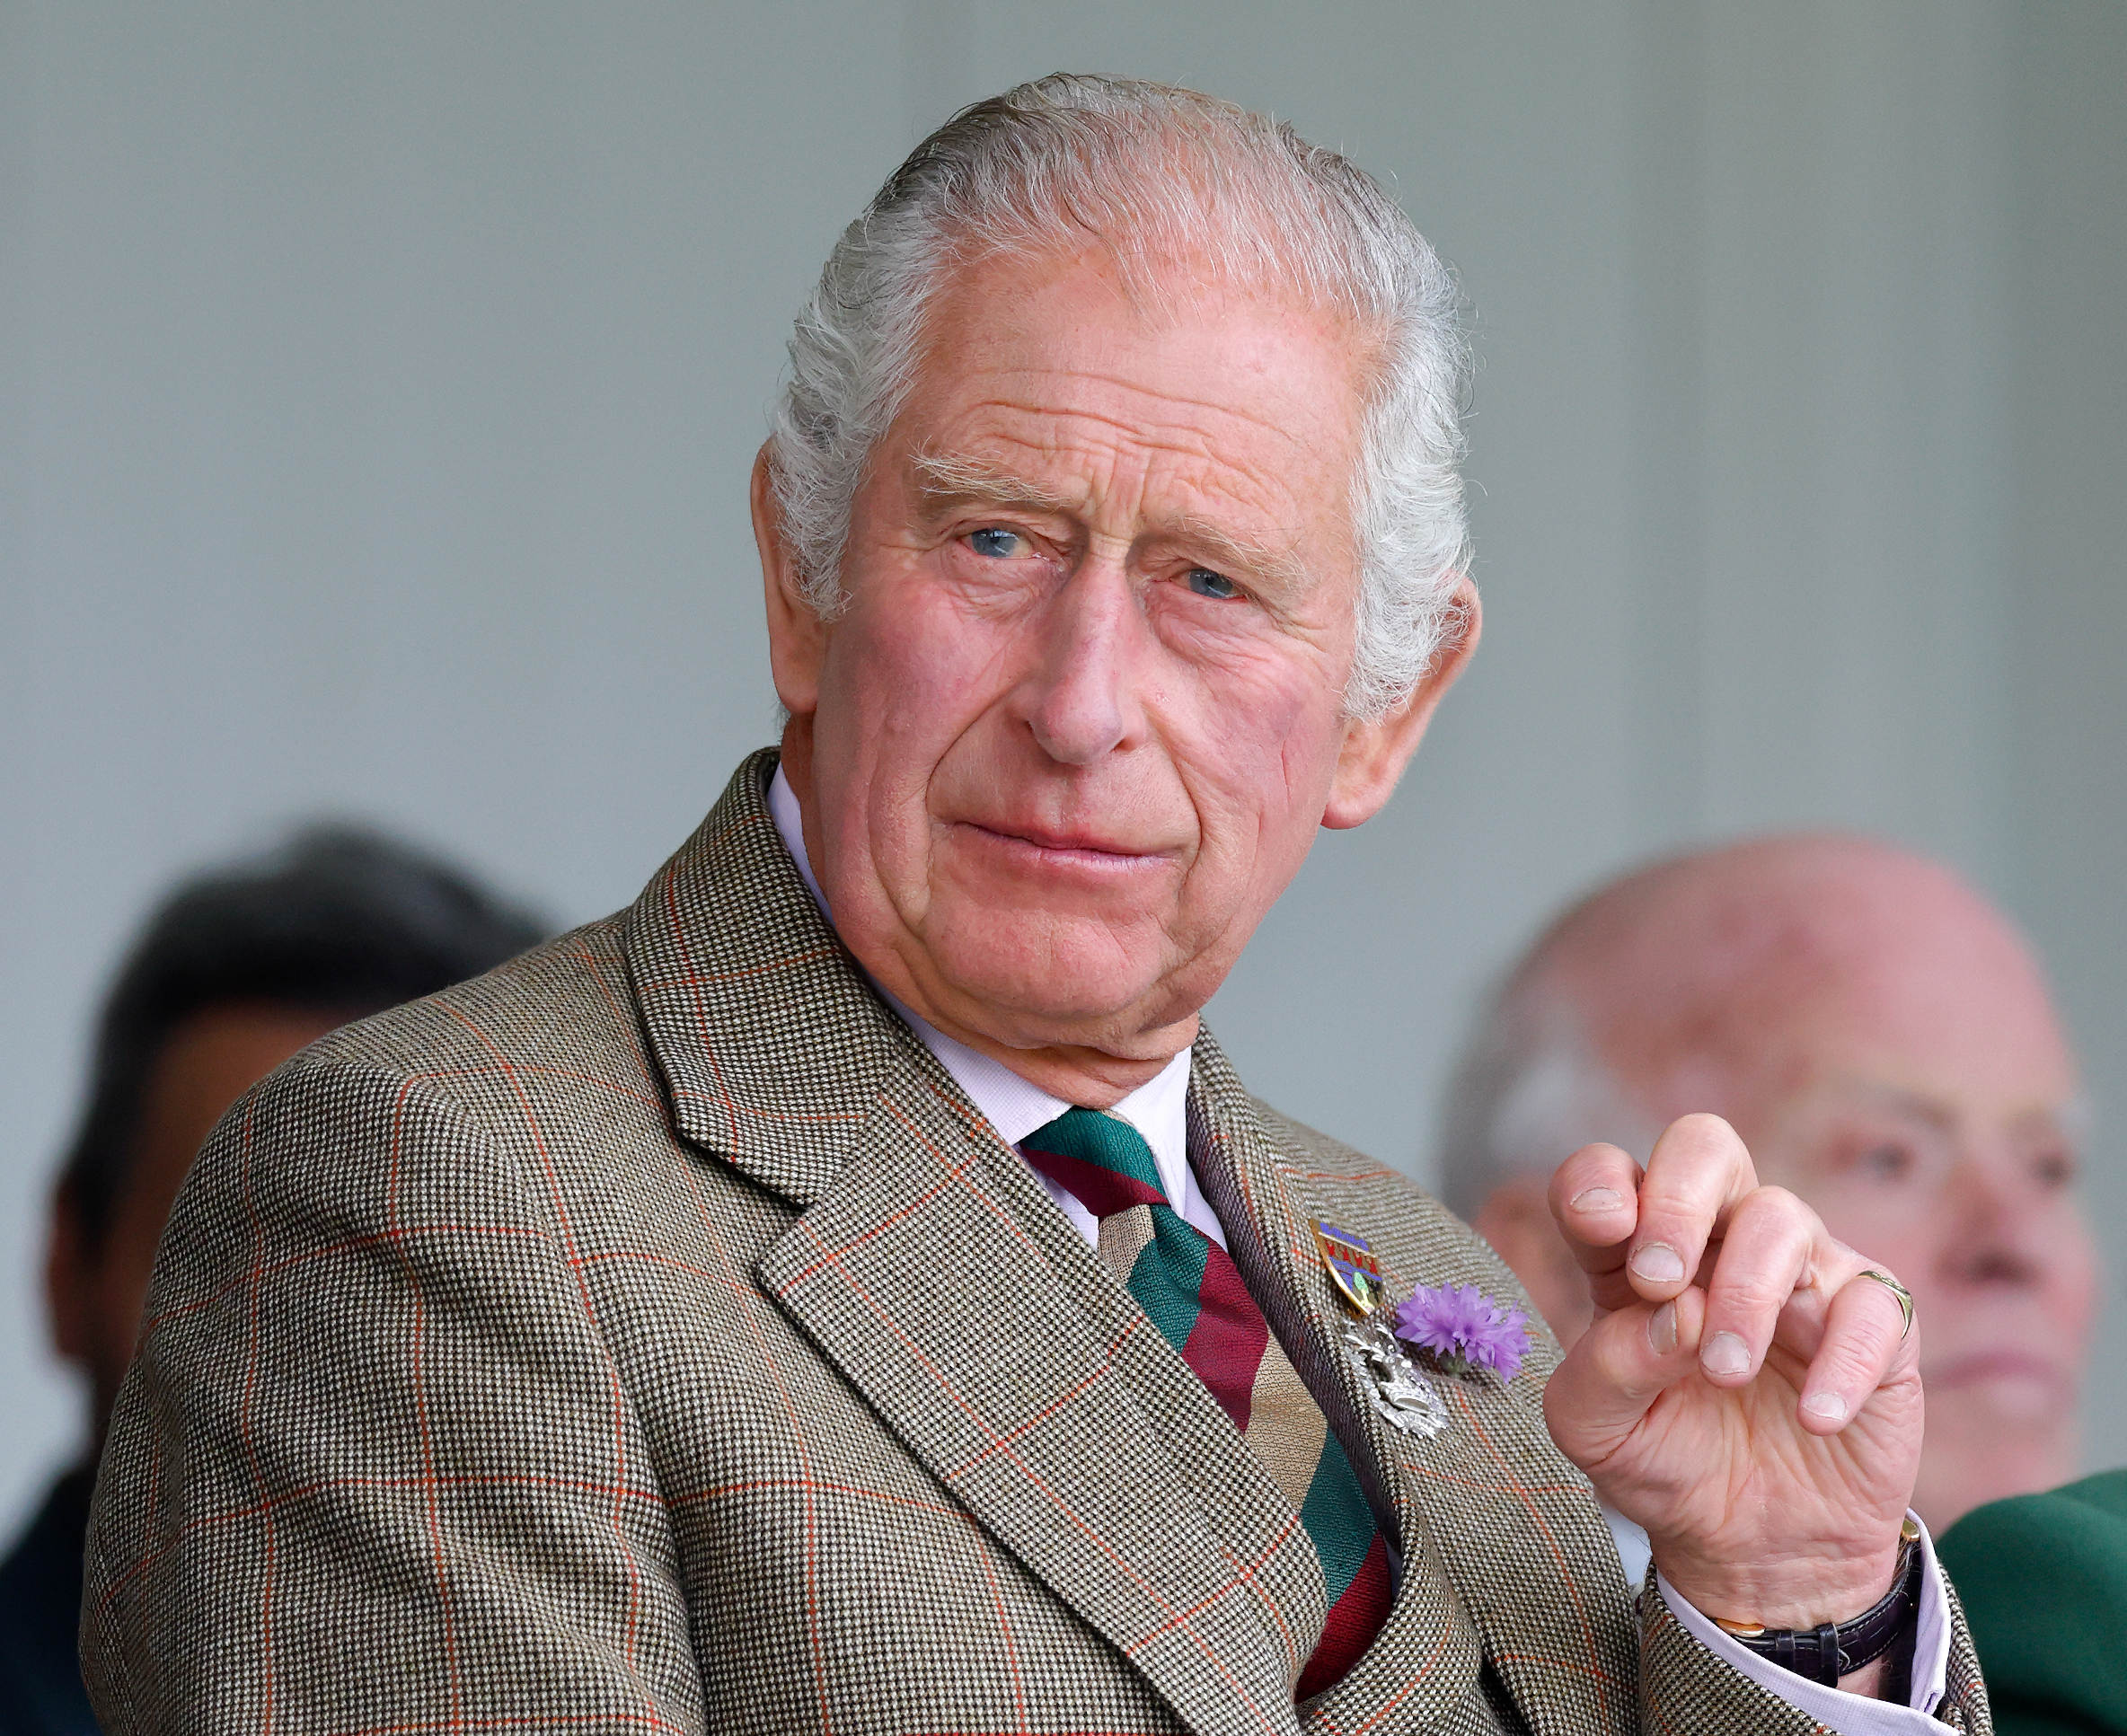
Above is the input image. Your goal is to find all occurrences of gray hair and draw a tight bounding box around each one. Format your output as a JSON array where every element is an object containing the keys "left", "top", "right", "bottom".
[
  {"left": 1436, "top": 980, "right": 1660, "bottom": 1220},
  {"left": 769, "top": 74, "right": 1471, "bottom": 719}
]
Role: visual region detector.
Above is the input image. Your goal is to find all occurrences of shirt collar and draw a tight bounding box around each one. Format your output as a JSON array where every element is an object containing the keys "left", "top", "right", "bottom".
[{"left": 766, "top": 763, "right": 1193, "bottom": 1202}]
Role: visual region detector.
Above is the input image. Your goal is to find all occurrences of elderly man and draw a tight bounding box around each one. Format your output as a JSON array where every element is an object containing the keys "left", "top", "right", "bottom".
[
  {"left": 1442, "top": 833, "right": 2097, "bottom": 1544},
  {"left": 86, "top": 79, "right": 1986, "bottom": 1735}
]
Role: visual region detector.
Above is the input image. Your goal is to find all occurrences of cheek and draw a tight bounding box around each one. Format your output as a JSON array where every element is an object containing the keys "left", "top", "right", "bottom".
[
  {"left": 819, "top": 588, "right": 1009, "bottom": 785},
  {"left": 2044, "top": 1214, "right": 2103, "bottom": 1325},
  {"left": 1187, "top": 673, "right": 1345, "bottom": 866}
]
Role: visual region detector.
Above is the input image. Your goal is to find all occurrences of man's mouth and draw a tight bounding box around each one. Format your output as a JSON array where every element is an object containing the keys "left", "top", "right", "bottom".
[
  {"left": 949, "top": 818, "right": 1174, "bottom": 872},
  {"left": 1922, "top": 1350, "right": 2074, "bottom": 1418}
]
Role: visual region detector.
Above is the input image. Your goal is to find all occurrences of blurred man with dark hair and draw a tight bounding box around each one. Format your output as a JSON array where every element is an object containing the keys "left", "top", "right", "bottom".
[
  {"left": 0, "top": 827, "right": 543, "bottom": 1736},
  {"left": 1441, "top": 833, "right": 2098, "bottom": 1579}
]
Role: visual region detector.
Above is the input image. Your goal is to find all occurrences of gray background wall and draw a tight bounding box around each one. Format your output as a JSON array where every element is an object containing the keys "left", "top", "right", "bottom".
[{"left": 3, "top": 0, "right": 2123, "bottom": 1538}]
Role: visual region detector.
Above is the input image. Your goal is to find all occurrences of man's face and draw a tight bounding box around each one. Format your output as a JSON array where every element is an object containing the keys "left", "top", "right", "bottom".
[
  {"left": 1611, "top": 907, "right": 2097, "bottom": 1530},
  {"left": 763, "top": 248, "right": 1468, "bottom": 1080},
  {"left": 1743, "top": 1034, "right": 2095, "bottom": 1529}
]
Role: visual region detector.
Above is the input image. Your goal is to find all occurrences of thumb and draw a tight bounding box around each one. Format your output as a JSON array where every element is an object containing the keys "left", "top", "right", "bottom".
[{"left": 1544, "top": 1285, "right": 1708, "bottom": 1473}]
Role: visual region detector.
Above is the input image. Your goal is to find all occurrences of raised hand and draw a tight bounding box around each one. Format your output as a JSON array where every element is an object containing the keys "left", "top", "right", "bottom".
[{"left": 1541, "top": 1113, "right": 1921, "bottom": 1640}]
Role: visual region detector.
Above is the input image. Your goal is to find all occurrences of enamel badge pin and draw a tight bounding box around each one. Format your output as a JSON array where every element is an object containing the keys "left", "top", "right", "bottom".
[
  {"left": 1313, "top": 1220, "right": 1384, "bottom": 1313},
  {"left": 1312, "top": 1219, "right": 1448, "bottom": 1439}
]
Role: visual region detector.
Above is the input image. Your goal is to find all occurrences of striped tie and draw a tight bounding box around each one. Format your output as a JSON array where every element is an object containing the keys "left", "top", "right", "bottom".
[{"left": 1021, "top": 1107, "right": 1392, "bottom": 1698}]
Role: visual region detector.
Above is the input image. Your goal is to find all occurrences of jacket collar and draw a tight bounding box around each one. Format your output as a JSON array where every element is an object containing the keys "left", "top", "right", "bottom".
[{"left": 622, "top": 749, "right": 903, "bottom": 1206}]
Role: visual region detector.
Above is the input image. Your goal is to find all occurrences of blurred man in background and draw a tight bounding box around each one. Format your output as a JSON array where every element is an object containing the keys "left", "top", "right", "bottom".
[
  {"left": 0, "top": 829, "right": 543, "bottom": 1736},
  {"left": 1441, "top": 833, "right": 2099, "bottom": 1562}
]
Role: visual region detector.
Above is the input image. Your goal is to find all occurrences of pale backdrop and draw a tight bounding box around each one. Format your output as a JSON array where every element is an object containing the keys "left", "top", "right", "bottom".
[{"left": 4, "top": 0, "right": 2123, "bottom": 1539}]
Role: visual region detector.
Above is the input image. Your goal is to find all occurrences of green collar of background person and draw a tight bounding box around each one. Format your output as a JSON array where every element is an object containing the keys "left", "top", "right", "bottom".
[{"left": 1937, "top": 1467, "right": 2127, "bottom": 1736}]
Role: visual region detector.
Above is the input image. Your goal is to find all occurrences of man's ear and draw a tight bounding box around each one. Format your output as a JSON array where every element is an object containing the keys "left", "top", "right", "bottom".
[
  {"left": 754, "top": 443, "right": 827, "bottom": 718},
  {"left": 1322, "top": 576, "right": 1481, "bottom": 830}
]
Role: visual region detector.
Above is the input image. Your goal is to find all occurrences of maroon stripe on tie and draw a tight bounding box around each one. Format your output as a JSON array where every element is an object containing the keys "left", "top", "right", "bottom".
[
  {"left": 1019, "top": 1139, "right": 1167, "bottom": 1220},
  {"left": 1181, "top": 1243, "right": 1270, "bottom": 1432},
  {"left": 1296, "top": 1530, "right": 1394, "bottom": 1700}
]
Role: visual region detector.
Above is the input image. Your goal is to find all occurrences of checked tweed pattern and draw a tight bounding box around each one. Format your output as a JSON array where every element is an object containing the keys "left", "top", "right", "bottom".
[
  {"left": 1021, "top": 1108, "right": 1391, "bottom": 1698},
  {"left": 83, "top": 751, "right": 1992, "bottom": 1736}
]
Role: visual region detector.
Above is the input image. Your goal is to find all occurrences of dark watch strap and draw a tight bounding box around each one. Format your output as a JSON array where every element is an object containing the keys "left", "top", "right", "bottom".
[{"left": 1712, "top": 1520, "right": 1923, "bottom": 1689}]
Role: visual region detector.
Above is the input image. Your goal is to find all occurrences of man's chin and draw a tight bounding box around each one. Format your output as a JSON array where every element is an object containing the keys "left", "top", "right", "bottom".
[{"left": 913, "top": 939, "right": 1197, "bottom": 1059}]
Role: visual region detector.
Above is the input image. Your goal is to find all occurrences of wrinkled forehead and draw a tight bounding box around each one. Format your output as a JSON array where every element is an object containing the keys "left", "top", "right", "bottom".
[{"left": 894, "top": 243, "right": 1376, "bottom": 517}]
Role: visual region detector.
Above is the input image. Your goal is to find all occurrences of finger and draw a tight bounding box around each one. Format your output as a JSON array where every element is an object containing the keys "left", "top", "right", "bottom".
[
  {"left": 1547, "top": 1141, "right": 1644, "bottom": 1271},
  {"left": 1695, "top": 1186, "right": 1817, "bottom": 1387},
  {"left": 1624, "top": 1114, "right": 1757, "bottom": 1303},
  {"left": 1797, "top": 1266, "right": 1919, "bottom": 1433},
  {"left": 1544, "top": 1285, "right": 1708, "bottom": 1471}
]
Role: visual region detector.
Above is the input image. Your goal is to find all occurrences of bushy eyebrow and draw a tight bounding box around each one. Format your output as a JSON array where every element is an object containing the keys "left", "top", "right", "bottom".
[
  {"left": 909, "top": 449, "right": 1319, "bottom": 598},
  {"left": 912, "top": 451, "right": 1081, "bottom": 519}
]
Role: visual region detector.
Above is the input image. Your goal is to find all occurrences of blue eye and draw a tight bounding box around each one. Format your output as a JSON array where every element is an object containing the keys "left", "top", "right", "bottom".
[
  {"left": 1187, "top": 568, "right": 1240, "bottom": 600},
  {"left": 968, "top": 527, "right": 1022, "bottom": 559}
]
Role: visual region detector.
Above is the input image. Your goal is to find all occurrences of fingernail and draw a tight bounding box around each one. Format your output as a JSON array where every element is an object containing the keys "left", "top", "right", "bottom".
[
  {"left": 1647, "top": 1301, "right": 1678, "bottom": 1355},
  {"left": 1804, "top": 1391, "right": 1849, "bottom": 1423},
  {"left": 1570, "top": 1186, "right": 1624, "bottom": 1213},
  {"left": 1701, "top": 1331, "right": 1750, "bottom": 1377},
  {"left": 1629, "top": 1243, "right": 1685, "bottom": 1284}
]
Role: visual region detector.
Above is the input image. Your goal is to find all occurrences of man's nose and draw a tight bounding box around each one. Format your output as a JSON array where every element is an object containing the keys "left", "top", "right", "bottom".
[
  {"left": 1939, "top": 1159, "right": 2052, "bottom": 1289},
  {"left": 1017, "top": 564, "right": 1150, "bottom": 766}
]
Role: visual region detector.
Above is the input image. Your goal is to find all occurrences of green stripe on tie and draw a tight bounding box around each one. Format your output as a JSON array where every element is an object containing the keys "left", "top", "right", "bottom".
[
  {"left": 1299, "top": 1428, "right": 1374, "bottom": 1603},
  {"left": 1126, "top": 1206, "right": 1208, "bottom": 1353}
]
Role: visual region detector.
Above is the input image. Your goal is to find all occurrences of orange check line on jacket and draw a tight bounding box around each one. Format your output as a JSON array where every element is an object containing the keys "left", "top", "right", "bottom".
[
  {"left": 666, "top": 1475, "right": 969, "bottom": 1526},
  {"left": 631, "top": 942, "right": 848, "bottom": 993},
  {"left": 232, "top": 1091, "right": 285, "bottom": 1736},
  {"left": 384, "top": 1071, "right": 464, "bottom": 1733},
  {"left": 1450, "top": 1385, "right": 1630, "bottom": 1708},
  {"left": 568, "top": 939, "right": 662, "bottom": 1088},
  {"left": 1121, "top": 1511, "right": 1303, "bottom": 1660},
  {"left": 942, "top": 1354, "right": 1130, "bottom": 1483},
  {"left": 905, "top": 1085, "right": 1067, "bottom": 1258},
  {"left": 1311, "top": 1612, "right": 1455, "bottom": 1736},
  {"left": 967, "top": 1513, "right": 1032, "bottom": 1735},
  {"left": 661, "top": 872, "right": 743, "bottom": 1152},
  {"left": 100, "top": 1466, "right": 675, "bottom": 1617},
  {"left": 328, "top": 1713, "right": 694, "bottom": 1736},
  {"left": 439, "top": 1003, "right": 656, "bottom": 1689},
  {"left": 139, "top": 1220, "right": 552, "bottom": 1336},
  {"left": 782, "top": 1100, "right": 1290, "bottom": 1736},
  {"left": 663, "top": 1101, "right": 841, "bottom": 1735}
]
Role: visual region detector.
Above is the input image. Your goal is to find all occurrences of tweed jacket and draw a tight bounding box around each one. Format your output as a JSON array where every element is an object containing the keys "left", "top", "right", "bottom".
[{"left": 84, "top": 753, "right": 1990, "bottom": 1736}]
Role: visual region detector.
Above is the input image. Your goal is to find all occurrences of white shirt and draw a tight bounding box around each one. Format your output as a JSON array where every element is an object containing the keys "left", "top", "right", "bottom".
[{"left": 768, "top": 766, "right": 1952, "bottom": 1730}]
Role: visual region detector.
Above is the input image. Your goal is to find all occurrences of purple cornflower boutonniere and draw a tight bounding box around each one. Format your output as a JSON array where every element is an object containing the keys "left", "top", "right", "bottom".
[{"left": 1393, "top": 1282, "right": 1531, "bottom": 1382}]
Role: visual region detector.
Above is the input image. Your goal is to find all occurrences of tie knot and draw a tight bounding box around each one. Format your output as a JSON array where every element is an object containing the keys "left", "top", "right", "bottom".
[{"left": 1020, "top": 1106, "right": 1169, "bottom": 1220}]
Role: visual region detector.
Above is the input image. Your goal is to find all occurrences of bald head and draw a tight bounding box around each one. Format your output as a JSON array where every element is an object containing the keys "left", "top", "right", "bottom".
[
  {"left": 1447, "top": 833, "right": 2097, "bottom": 1529},
  {"left": 1528, "top": 835, "right": 2072, "bottom": 1139}
]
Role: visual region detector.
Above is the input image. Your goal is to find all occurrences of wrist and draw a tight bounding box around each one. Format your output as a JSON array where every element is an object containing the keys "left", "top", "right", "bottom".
[
  {"left": 1683, "top": 1520, "right": 1924, "bottom": 1698},
  {"left": 1654, "top": 1537, "right": 1903, "bottom": 1633}
]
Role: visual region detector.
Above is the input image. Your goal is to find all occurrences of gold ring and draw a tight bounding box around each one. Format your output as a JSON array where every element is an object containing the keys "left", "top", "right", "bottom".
[{"left": 1856, "top": 1269, "right": 1914, "bottom": 1340}]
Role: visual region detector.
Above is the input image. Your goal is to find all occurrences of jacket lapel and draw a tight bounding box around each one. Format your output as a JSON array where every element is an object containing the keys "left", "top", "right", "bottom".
[
  {"left": 623, "top": 754, "right": 1313, "bottom": 1736},
  {"left": 1187, "top": 1032, "right": 1637, "bottom": 1736}
]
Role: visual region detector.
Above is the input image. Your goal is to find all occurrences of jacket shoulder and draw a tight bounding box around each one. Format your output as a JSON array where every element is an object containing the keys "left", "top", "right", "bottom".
[{"left": 304, "top": 914, "right": 640, "bottom": 1089}]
